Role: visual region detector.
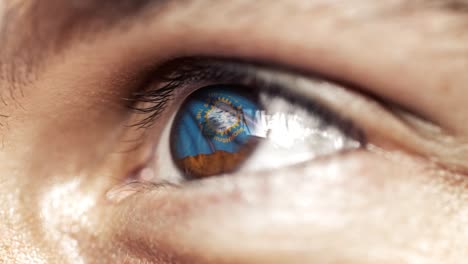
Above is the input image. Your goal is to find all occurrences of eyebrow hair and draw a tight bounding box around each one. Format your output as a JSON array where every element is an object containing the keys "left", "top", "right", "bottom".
[
  {"left": 0, "top": 0, "right": 467, "bottom": 90},
  {"left": 7, "top": 0, "right": 468, "bottom": 51},
  {"left": 11, "top": 0, "right": 468, "bottom": 49},
  {"left": 428, "top": 0, "right": 468, "bottom": 11},
  {"left": 28, "top": 0, "right": 164, "bottom": 33},
  {"left": 2, "top": 0, "right": 167, "bottom": 56}
]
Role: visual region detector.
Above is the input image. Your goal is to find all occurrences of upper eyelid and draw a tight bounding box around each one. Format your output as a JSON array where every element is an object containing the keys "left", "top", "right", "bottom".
[
  {"left": 125, "top": 57, "right": 380, "bottom": 132},
  {"left": 127, "top": 57, "right": 328, "bottom": 111},
  {"left": 125, "top": 57, "right": 334, "bottom": 127},
  {"left": 125, "top": 56, "right": 448, "bottom": 151},
  {"left": 125, "top": 58, "right": 252, "bottom": 128},
  {"left": 128, "top": 57, "right": 454, "bottom": 138},
  {"left": 126, "top": 57, "right": 368, "bottom": 147},
  {"left": 123, "top": 57, "right": 468, "bottom": 174}
]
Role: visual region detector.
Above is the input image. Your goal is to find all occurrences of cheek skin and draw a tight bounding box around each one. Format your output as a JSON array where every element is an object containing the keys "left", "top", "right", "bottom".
[{"left": 106, "top": 151, "right": 468, "bottom": 263}]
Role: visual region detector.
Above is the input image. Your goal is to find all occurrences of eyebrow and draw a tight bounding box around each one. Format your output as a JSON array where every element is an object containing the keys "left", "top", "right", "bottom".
[
  {"left": 28, "top": 0, "right": 164, "bottom": 30},
  {"left": 1, "top": 0, "right": 467, "bottom": 86},
  {"left": 427, "top": 0, "right": 468, "bottom": 11},
  {"left": 11, "top": 0, "right": 468, "bottom": 47},
  {"left": 4, "top": 0, "right": 167, "bottom": 50}
]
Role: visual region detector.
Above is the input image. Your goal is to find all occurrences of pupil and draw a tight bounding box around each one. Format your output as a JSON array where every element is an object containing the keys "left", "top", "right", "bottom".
[{"left": 171, "top": 86, "right": 261, "bottom": 179}]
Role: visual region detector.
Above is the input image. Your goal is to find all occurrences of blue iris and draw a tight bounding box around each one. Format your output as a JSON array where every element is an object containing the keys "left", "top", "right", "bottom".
[{"left": 171, "top": 85, "right": 260, "bottom": 162}]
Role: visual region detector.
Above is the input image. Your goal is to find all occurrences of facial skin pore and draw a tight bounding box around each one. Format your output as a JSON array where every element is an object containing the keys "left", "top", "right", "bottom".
[{"left": 1, "top": 0, "right": 468, "bottom": 263}]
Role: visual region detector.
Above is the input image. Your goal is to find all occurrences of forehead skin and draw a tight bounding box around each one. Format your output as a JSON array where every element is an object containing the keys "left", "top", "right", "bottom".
[{"left": 1, "top": 0, "right": 468, "bottom": 263}]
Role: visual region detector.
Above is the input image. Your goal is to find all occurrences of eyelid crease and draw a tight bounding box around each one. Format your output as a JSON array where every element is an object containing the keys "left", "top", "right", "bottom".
[
  {"left": 387, "top": 107, "right": 468, "bottom": 174},
  {"left": 233, "top": 60, "right": 468, "bottom": 173}
]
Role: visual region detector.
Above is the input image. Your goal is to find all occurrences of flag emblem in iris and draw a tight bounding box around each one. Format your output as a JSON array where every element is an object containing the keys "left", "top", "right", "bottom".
[{"left": 171, "top": 86, "right": 260, "bottom": 178}]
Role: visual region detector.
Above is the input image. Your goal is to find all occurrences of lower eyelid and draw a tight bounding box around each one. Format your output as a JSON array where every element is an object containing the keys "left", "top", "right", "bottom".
[{"left": 115, "top": 150, "right": 387, "bottom": 231}]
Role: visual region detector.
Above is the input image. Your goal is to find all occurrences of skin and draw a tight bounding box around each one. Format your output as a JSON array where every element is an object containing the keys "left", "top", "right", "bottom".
[{"left": 1, "top": 0, "right": 468, "bottom": 263}]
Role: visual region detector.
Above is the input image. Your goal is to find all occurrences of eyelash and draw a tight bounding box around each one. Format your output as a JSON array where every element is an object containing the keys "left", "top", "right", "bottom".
[
  {"left": 126, "top": 57, "right": 366, "bottom": 143},
  {"left": 127, "top": 58, "right": 247, "bottom": 128}
]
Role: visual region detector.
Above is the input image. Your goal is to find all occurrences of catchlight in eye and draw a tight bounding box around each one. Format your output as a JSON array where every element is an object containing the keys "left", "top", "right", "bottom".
[{"left": 171, "top": 86, "right": 261, "bottom": 179}]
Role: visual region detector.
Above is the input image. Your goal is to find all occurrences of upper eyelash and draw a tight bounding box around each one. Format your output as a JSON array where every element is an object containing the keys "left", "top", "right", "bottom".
[
  {"left": 125, "top": 57, "right": 366, "bottom": 145},
  {"left": 126, "top": 58, "right": 251, "bottom": 128},
  {"left": 127, "top": 84, "right": 175, "bottom": 128}
]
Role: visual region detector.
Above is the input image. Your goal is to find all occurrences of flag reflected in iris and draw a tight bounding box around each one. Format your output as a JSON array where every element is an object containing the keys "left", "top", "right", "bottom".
[{"left": 171, "top": 86, "right": 261, "bottom": 179}]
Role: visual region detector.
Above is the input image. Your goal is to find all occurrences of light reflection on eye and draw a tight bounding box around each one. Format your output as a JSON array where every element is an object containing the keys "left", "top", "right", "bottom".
[
  {"left": 170, "top": 84, "right": 363, "bottom": 180},
  {"left": 171, "top": 86, "right": 261, "bottom": 179}
]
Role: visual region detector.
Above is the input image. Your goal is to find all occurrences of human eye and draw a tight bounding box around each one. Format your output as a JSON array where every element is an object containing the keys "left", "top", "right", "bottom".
[{"left": 110, "top": 58, "right": 369, "bottom": 190}]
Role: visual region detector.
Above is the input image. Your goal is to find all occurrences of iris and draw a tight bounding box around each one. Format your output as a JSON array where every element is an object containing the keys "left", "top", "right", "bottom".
[{"left": 171, "top": 86, "right": 261, "bottom": 179}]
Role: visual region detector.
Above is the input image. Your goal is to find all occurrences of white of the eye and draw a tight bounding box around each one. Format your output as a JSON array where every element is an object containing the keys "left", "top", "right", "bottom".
[
  {"left": 241, "top": 94, "right": 360, "bottom": 171},
  {"left": 152, "top": 93, "right": 360, "bottom": 183},
  {"left": 153, "top": 112, "right": 185, "bottom": 184}
]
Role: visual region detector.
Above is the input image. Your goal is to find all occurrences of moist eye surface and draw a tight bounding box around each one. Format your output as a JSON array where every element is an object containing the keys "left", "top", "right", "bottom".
[
  {"left": 131, "top": 58, "right": 368, "bottom": 183},
  {"left": 171, "top": 85, "right": 261, "bottom": 179},
  {"left": 170, "top": 82, "right": 364, "bottom": 181}
]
